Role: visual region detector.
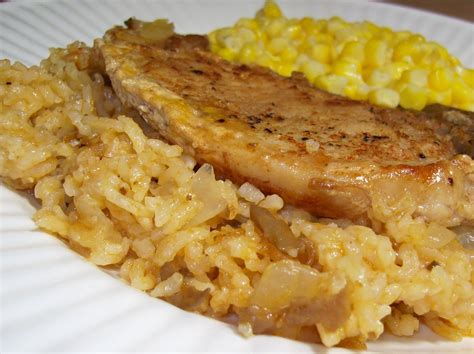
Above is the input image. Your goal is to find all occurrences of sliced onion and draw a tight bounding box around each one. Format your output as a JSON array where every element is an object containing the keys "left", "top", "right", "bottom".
[
  {"left": 451, "top": 224, "right": 474, "bottom": 250},
  {"left": 250, "top": 204, "right": 300, "bottom": 256},
  {"left": 284, "top": 286, "right": 350, "bottom": 331},
  {"left": 251, "top": 260, "right": 344, "bottom": 310},
  {"left": 189, "top": 164, "right": 227, "bottom": 225},
  {"left": 250, "top": 260, "right": 350, "bottom": 331}
]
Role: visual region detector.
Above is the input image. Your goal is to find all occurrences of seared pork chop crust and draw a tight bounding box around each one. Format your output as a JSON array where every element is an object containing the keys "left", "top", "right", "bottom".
[{"left": 97, "top": 24, "right": 474, "bottom": 225}]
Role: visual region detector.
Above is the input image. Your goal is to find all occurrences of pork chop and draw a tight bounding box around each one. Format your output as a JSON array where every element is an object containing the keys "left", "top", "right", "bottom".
[{"left": 97, "top": 21, "right": 474, "bottom": 225}]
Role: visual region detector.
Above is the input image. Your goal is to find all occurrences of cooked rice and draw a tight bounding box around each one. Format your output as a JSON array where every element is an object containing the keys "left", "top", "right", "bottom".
[{"left": 0, "top": 42, "right": 472, "bottom": 348}]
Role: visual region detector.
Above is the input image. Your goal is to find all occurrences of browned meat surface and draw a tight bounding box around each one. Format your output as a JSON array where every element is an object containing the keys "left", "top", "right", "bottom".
[{"left": 96, "top": 22, "right": 474, "bottom": 225}]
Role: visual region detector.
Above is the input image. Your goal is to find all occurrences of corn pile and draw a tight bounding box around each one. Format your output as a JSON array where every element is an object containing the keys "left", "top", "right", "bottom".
[{"left": 209, "top": 0, "right": 474, "bottom": 111}]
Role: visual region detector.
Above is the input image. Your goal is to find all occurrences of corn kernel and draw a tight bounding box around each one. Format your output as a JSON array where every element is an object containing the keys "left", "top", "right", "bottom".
[
  {"left": 391, "top": 80, "right": 408, "bottom": 94},
  {"left": 239, "top": 43, "right": 258, "bottom": 63},
  {"left": 298, "top": 36, "right": 315, "bottom": 53},
  {"left": 281, "top": 46, "right": 298, "bottom": 62},
  {"left": 393, "top": 41, "right": 418, "bottom": 62},
  {"left": 216, "top": 29, "right": 241, "bottom": 52},
  {"left": 343, "top": 83, "right": 358, "bottom": 99},
  {"left": 295, "top": 53, "right": 310, "bottom": 68},
  {"left": 428, "top": 68, "right": 453, "bottom": 91},
  {"left": 351, "top": 82, "right": 371, "bottom": 100},
  {"left": 255, "top": 53, "right": 273, "bottom": 68},
  {"left": 315, "top": 74, "right": 349, "bottom": 95},
  {"left": 451, "top": 79, "right": 474, "bottom": 104},
  {"left": 430, "top": 42, "right": 449, "bottom": 60},
  {"left": 400, "top": 69, "right": 428, "bottom": 87},
  {"left": 262, "top": 0, "right": 282, "bottom": 18},
  {"left": 217, "top": 47, "right": 237, "bottom": 62},
  {"left": 253, "top": 27, "right": 267, "bottom": 42},
  {"left": 399, "top": 84, "right": 428, "bottom": 110},
  {"left": 313, "top": 33, "right": 333, "bottom": 45},
  {"left": 265, "top": 18, "right": 287, "bottom": 38},
  {"left": 327, "top": 16, "right": 348, "bottom": 34},
  {"left": 334, "top": 27, "right": 358, "bottom": 43},
  {"left": 461, "top": 68, "right": 474, "bottom": 88},
  {"left": 448, "top": 55, "right": 461, "bottom": 67},
  {"left": 268, "top": 37, "right": 288, "bottom": 55},
  {"left": 313, "top": 19, "right": 328, "bottom": 32},
  {"left": 369, "top": 88, "right": 400, "bottom": 108},
  {"left": 236, "top": 27, "right": 257, "bottom": 43},
  {"left": 311, "top": 43, "right": 332, "bottom": 63},
  {"left": 339, "top": 41, "right": 365, "bottom": 63},
  {"left": 375, "top": 28, "right": 395, "bottom": 43},
  {"left": 412, "top": 47, "right": 434, "bottom": 67},
  {"left": 428, "top": 89, "right": 452, "bottom": 106},
  {"left": 365, "top": 67, "right": 393, "bottom": 88},
  {"left": 332, "top": 59, "right": 361, "bottom": 80},
  {"left": 276, "top": 62, "right": 293, "bottom": 77},
  {"left": 386, "top": 61, "right": 411, "bottom": 80},
  {"left": 395, "top": 31, "right": 412, "bottom": 42},
  {"left": 215, "top": 28, "right": 234, "bottom": 47},
  {"left": 361, "top": 21, "right": 379, "bottom": 35},
  {"left": 300, "top": 59, "right": 327, "bottom": 81},
  {"left": 365, "top": 39, "right": 388, "bottom": 67},
  {"left": 267, "top": 60, "right": 280, "bottom": 73},
  {"left": 236, "top": 18, "right": 259, "bottom": 31},
  {"left": 409, "top": 34, "right": 426, "bottom": 43},
  {"left": 299, "top": 17, "right": 316, "bottom": 31},
  {"left": 457, "top": 102, "right": 474, "bottom": 111},
  {"left": 281, "top": 23, "right": 303, "bottom": 40}
]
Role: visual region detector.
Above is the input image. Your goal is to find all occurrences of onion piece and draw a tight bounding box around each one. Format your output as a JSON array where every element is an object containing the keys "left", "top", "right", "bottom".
[
  {"left": 451, "top": 224, "right": 474, "bottom": 250},
  {"left": 250, "top": 204, "right": 300, "bottom": 256},
  {"left": 189, "top": 164, "right": 228, "bottom": 225},
  {"left": 250, "top": 260, "right": 350, "bottom": 332},
  {"left": 251, "top": 259, "right": 345, "bottom": 310},
  {"left": 284, "top": 286, "right": 350, "bottom": 331}
]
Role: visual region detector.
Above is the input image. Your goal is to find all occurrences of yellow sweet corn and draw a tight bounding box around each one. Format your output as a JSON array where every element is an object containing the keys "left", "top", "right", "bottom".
[
  {"left": 281, "top": 23, "right": 302, "bottom": 39},
  {"left": 461, "top": 68, "right": 474, "bottom": 88},
  {"left": 236, "top": 18, "right": 259, "bottom": 31},
  {"left": 393, "top": 40, "right": 418, "bottom": 63},
  {"left": 332, "top": 59, "right": 361, "bottom": 80},
  {"left": 429, "top": 68, "right": 454, "bottom": 91},
  {"left": 310, "top": 43, "right": 332, "bottom": 63},
  {"left": 428, "top": 88, "right": 451, "bottom": 106},
  {"left": 364, "top": 39, "right": 389, "bottom": 67},
  {"left": 386, "top": 61, "right": 411, "bottom": 80},
  {"left": 452, "top": 79, "right": 474, "bottom": 105},
  {"left": 300, "top": 59, "right": 328, "bottom": 81},
  {"left": 239, "top": 42, "right": 259, "bottom": 63},
  {"left": 339, "top": 41, "right": 365, "bottom": 63},
  {"left": 327, "top": 16, "right": 348, "bottom": 34},
  {"left": 268, "top": 37, "right": 289, "bottom": 55},
  {"left": 217, "top": 47, "right": 237, "bottom": 62},
  {"left": 262, "top": 0, "right": 282, "bottom": 18},
  {"left": 276, "top": 62, "right": 294, "bottom": 77},
  {"left": 255, "top": 53, "right": 274, "bottom": 68},
  {"left": 209, "top": 0, "right": 473, "bottom": 111},
  {"left": 350, "top": 82, "right": 371, "bottom": 101},
  {"left": 281, "top": 46, "right": 298, "bottom": 63},
  {"left": 365, "top": 67, "right": 392, "bottom": 88},
  {"left": 369, "top": 88, "right": 400, "bottom": 108},
  {"left": 315, "top": 74, "right": 348, "bottom": 95},
  {"left": 400, "top": 84, "right": 428, "bottom": 110},
  {"left": 400, "top": 69, "right": 429, "bottom": 87},
  {"left": 265, "top": 18, "right": 286, "bottom": 37}
]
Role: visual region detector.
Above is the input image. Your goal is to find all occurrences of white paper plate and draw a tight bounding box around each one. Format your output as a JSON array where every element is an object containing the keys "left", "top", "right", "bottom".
[{"left": 1, "top": 0, "right": 473, "bottom": 352}]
